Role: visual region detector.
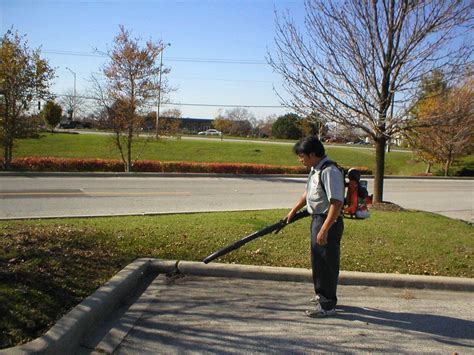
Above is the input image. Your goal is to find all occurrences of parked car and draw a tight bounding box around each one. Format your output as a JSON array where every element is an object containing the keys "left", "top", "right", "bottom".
[
  {"left": 59, "top": 121, "right": 78, "bottom": 129},
  {"left": 198, "top": 129, "right": 222, "bottom": 136},
  {"left": 59, "top": 121, "right": 93, "bottom": 129}
]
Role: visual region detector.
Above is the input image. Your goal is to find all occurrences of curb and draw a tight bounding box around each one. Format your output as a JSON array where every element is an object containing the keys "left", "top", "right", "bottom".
[
  {"left": 2, "top": 258, "right": 473, "bottom": 354},
  {"left": 1, "top": 258, "right": 154, "bottom": 355},
  {"left": 0, "top": 171, "right": 306, "bottom": 179},
  {"left": 1, "top": 171, "right": 472, "bottom": 180},
  {"left": 338, "top": 270, "right": 474, "bottom": 291},
  {"left": 169, "top": 261, "right": 474, "bottom": 292}
]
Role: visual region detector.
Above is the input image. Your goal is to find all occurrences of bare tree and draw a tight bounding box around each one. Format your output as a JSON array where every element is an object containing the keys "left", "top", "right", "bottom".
[
  {"left": 226, "top": 107, "right": 256, "bottom": 136},
  {"left": 256, "top": 114, "right": 277, "bottom": 138},
  {"left": 59, "top": 89, "right": 86, "bottom": 120},
  {"left": 268, "top": 0, "right": 472, "bottom": 202},
  {"left": 91, "top": 25, "right": 170, "bottom": 172}
]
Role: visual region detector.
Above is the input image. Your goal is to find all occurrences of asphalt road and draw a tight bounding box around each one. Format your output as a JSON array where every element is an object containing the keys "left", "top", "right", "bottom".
[{"left": 0, "top": 175, "right": 472, "bottom": 222}]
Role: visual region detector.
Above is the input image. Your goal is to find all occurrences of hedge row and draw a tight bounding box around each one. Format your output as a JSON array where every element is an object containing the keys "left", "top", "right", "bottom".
[{"left": 3, "top": 157, "right": 372, "bottom": 175}]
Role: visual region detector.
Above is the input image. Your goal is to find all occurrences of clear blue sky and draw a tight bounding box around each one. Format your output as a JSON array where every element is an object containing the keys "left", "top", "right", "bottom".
[{"left": 2, "top": 0, "right": 305, "bottom": 119}]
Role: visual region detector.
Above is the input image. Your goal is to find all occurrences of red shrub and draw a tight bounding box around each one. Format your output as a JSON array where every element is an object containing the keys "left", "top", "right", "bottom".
[{"left": 3, "top": 157, "right": 371, "bottom": 176}]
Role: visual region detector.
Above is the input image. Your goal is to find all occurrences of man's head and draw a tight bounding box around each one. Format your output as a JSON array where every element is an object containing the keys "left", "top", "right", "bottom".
[
  {"left": 293, "top": 136, "right": 325, "bottom": 168},
  {"left": 293, "top": 135, "right": 325, "bottom": 157}
]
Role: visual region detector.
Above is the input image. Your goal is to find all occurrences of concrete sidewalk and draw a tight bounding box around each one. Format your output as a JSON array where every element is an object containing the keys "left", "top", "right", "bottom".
[{"left": 3, "top": 259, "right": 474, "bottom": 354}]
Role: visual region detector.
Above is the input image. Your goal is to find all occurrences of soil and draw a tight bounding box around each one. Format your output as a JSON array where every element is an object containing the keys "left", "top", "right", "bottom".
[{"left": 371, "top": 201, "right": 405, "bottom": 212}]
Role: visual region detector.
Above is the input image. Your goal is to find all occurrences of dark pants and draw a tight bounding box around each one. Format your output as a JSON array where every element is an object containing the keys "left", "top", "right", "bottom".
[{"left": 310, "top": 215, "right": 344, "bottom": 310}]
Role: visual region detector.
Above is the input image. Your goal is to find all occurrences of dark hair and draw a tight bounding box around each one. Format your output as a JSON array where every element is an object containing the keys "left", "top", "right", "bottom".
[
  {"left": 293, "top": 135, "right": 325, "bottom": 157},
  {"left": 347, "top": 168, "right": 361, "bottom": 182}
]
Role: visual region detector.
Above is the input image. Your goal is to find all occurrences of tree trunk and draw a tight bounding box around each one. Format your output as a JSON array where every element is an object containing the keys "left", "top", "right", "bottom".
[
  {"left": 374, "top": 136, "right": 386, "bottom": 203},
  {"left": 444, "top": 150, "right": 454, "bottom": 176},
  {"left": 3, "top": 146, "right": 9, "bottom": 170},
  {"left": 127, "top": 129, "right": 133, "bottom": 172},
  {"left": 444, "top": 159, "right": 451, "bottom": 177},
  {"left": 3, "top": 140, "right": 12, "bottom": 170},
  {"left": 425, "top": 162, "right": 432, "bottom": 174}
]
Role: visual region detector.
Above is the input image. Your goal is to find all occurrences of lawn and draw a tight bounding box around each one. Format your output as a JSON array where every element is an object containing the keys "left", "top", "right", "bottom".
[
  {"left": 12, "top": 132, "right": 435, "bottom": 175},
  {"left": 1, "top": 209, "right": 472, "bottom": 348}
]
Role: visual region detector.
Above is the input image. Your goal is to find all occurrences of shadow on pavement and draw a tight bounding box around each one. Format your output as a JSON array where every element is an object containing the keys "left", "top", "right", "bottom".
[{"left": 337, "top": 305, "right": 474, "bottom": 347}]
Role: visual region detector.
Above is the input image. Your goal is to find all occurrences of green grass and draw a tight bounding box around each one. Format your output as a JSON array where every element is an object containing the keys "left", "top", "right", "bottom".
[
  {"left": 1, "top": 209, "right": 472, "bottom": 348},
  {"left": 12, "top": 132, "right": 437, "bottom": 175}
]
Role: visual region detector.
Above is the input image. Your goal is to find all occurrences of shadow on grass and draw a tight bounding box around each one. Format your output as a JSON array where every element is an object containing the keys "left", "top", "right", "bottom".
[{"left": 0, "top": 227, "right": 132, "bottom": 349}]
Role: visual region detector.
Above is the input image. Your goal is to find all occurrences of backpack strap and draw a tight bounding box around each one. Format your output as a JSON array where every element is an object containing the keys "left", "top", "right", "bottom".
[
  {"left": 318, "top": 160, "right": 342, "bottom": 197},
  {"left": 318, "top": 160, "right": 346, "bottom": 219},
  {"left": 318, "top": 161, "right": 331, "bottom": 197}
]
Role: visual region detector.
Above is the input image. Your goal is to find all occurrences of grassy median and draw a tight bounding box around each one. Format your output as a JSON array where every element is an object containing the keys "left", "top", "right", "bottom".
[
  {"left": 1, "top": 209, "right": 472, "bottom": 348},
  {"left": 12, "top": 133, "right": 434, "bottom": 175}
]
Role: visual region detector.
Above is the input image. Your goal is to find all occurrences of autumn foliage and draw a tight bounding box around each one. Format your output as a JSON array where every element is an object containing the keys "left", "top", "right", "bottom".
[{"left": 408, "top": 76, "right": 473, "bottom": 175}]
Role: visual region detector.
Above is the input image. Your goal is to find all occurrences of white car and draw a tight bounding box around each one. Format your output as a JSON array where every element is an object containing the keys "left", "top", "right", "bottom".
[{"left": 198, "top": 129, "right": 222, "bottom": 136}]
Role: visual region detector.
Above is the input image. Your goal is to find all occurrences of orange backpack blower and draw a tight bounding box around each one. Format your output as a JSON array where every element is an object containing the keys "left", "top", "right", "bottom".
[{"left": 344, "top": 168, "right": 373, "bottom": 219}]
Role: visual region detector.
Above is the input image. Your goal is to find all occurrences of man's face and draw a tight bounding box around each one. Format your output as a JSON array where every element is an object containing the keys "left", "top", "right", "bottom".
[{"left": 298, "top": 153, "right": 319, "bottom": 168}]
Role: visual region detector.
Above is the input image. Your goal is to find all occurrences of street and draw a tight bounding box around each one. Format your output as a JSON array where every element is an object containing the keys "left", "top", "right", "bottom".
[{"left": 0, "top": 175, "right": 472, "bottom": 222}]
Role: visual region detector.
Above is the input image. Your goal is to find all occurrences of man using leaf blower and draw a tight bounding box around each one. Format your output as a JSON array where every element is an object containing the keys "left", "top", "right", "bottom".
[{"left": 287, "top": 136, "right": 345, "bottom": 318}]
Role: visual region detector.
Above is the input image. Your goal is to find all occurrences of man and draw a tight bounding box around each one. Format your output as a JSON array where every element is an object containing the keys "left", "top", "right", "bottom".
[{"left": 287, "top": 136, "right": 344, "bottom": 317}]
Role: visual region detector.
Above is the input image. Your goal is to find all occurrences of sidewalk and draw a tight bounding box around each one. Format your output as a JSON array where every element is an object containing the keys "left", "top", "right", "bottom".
[{"left": 3, "top": 259, "right": 474, "bottom": 354}]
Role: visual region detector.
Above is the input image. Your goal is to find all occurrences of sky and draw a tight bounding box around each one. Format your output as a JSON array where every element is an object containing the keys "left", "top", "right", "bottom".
[{"left": 1, "top": 0, "right": 306, "bottom": 120}]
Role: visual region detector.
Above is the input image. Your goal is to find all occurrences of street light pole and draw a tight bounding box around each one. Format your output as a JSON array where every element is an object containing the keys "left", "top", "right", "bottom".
[
  {"left": 156, "top": 43, "right": 171, "bottom": 139},
  {"left": 65, "top": 67, "right": 76, "bottom": 121}
]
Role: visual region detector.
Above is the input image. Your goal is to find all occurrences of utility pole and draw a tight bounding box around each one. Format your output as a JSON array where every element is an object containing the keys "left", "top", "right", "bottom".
[
  {"left": 156, "top": 43, "right": 171, "bottom": 139},
  {"left": 65, "top": 67, "right": 76, "bottom": 121}
]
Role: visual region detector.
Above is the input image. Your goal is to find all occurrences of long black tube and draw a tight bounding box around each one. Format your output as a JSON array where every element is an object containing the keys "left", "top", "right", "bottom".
[{"left": 203, "top": 209, "right": 310, "bottom": 264}]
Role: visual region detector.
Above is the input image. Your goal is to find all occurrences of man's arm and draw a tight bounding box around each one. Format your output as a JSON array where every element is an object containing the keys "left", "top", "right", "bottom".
[{"left": 286, "top": 191, "right": 307, "bottom": 223}]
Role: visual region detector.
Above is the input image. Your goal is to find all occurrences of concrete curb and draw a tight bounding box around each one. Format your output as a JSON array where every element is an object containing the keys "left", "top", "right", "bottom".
[
  {"left": 0, "top": 208, "right": 281, "bottom": 221},
  {"left": 0, "top": 171, "right": 306, "bottom": 179},
  {"left": 174, "top": 261, "right": 312, "bottom": 282},
  {"left": 1, "top": 258, "right": 153, "bottom": 355},
  {"left": 338, "top": 270, "right": 474, "bottom": 291},
  {"left": 170, "top": 261, "right": 474, "bottom": 292},
  {"left": 1, "top": 171, "right": 472, "bottom": 180},
  {"left": 2, "top": 258, "right": 473, "bottom": 354}
]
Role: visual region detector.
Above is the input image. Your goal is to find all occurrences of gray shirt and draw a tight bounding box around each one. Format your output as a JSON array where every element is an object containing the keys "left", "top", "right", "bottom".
[{"left": 306, "top": 156, "right": 345, "bottom": 215}]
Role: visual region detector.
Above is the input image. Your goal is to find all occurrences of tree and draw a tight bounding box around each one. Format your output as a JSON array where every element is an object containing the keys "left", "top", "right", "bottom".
[
  {"left": 226, "top": 108, "right": 256, "bottom": 136},
  {"left": 407, "top": 70, "right": 448, "bottom": 173},
  {"left": 159, "top": 108, "right": 182, "bottom": 137},
  {"left": 41, "top": 100, "right": 62, "bottom": 131},
  {"left": 213, "top": 115, "right": 233, "bottom": 135},
  {"left": 256, "top": 114, "right": 277, "bottom": 138},
  {"left": 408, "top": 73, "right": 473, "bottom": 176},
  {"left": 212, "top": 108, "right": 256, "bottom": 137},
  {"left": 59, "top": 89, "right": 86, "bottom": 121},
  {"left": 269, "top": 0, "right": 472, "bottom": 202},
  {"left": 92, "top": 25, "right": 170, "bottom": 172},
  {"left": 304, "top": 112, "right": 326, "bottom": 139},
  {"left": 0, "top": 29, "right": 54, "bottom": 169},
  {"left": 272, "top": 113, "right": 302, "bottom": 139}
]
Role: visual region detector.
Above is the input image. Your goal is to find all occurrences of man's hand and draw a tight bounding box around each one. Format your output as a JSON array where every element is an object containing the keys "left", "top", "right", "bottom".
[
  {"left": 315, "top": 199, "right": 343, "bottom": 245},
  {"left": 287, "top": 191, "right": 307, "bottom": 224},
  {"left": 316, "top": 229, "right": 328, "bottom": 245},
  {"left": 286, "top": 209, "right": 296, "bottom": 224}
]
